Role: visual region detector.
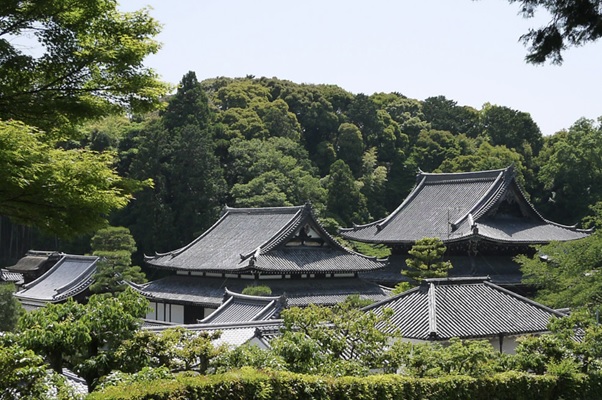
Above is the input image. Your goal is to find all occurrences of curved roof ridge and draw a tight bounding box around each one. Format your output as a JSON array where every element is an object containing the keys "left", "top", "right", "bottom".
[
  {"left": 224, "top": 287, "right": 284, "bottom": 302},
  {"left": 225, "top": 205, "right": 305, "bottom": 214},
  {"left": 20, "top": 254, "right": 67, "bottom": 290},
  {"left": 420, "top": 167, "right": 507, "bottom": 182},
  {"left": 54, "top": 256, "right": 99, "bottom": 294},
  {"left": 239, "top": 207, "right": 306, "bottom": 260},
  {"left": 374, "top": 174, "right": 428, "bottom": 232},
  {"left": 145, "top": 207, "right": 233, "bottom": 260},
  {"left": 451, "top": 168, "right": 507, "bottom": 227}
]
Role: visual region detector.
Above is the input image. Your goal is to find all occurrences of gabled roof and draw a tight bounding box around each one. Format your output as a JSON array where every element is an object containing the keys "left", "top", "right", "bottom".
[
  {"left": 1, "top": 269, "right": 24, "bottom": 285},
  {"left": 14, "top": 254, "right": 99, "bottom": 306},
  {"left": 340, "top": 167, "right": 590, "bottom": 245},
  {"left": 144, "top": 319, "right": 284, "bottom": 348},
  {"left": 6, "top": 250, "right": 61, "bottom": 272},
  {"left": 364, "top": 277, "right": 565, "bottom": 340},
  {"left": 146, "top": 203, "right": 385, "bottom": 273},
  {"left": 128, "top": 275, "right": 390, "bottom": 308},
  {"left": 200, "top": 289, "right": 286, "bottom": 324}
]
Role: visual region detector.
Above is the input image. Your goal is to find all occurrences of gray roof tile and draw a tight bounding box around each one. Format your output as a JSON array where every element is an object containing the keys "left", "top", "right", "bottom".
[
  {"left": 15, "top": 255, "right": 99, "bottom": 303},
  {"left": 365, "top": 277, "right": 565, "bottom": 340},
  {"left": 146, "top": 204, "right": 385, "bottom": 273},
  {"left": 130, "top": 275, "right": 390, "bottom": 307},
  {"left": 341, "top": 167, "right": 589, "bottom": 244},
  {"left": 201, "top": 290, "right": 284, "bottom": 324}
]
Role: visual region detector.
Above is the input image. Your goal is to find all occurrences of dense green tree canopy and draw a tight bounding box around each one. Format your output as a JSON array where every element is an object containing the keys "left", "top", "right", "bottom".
[
  {"left": 0, "top": 0, "right": 167, "bottom": 133},
  {"left": 0, "top": 120, "right": 137, "bottom": 235}
]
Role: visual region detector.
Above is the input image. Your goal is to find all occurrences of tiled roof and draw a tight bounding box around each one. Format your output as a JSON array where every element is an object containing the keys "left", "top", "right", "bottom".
[
  {"left": 364, "top": 277, "right": 565, "bottom": 340},
  {"left": 14, "top": 255, "right": 99, "bottom": 303},
  {"left": 145, "top": 320, "right": 284, "bottom": 348},
  {"left": 146, "top": 204, "right": 385, "bottom": 273},
  {"left": 6, "top": 250, "right": 61, "bottom": 272},
  {"left": 129, "top": 275, "right": 390, "bottom": 308},
  {"left": 201, "top": 289, "right": 285, "bottom": 324},
  {"left": 341, "top": 167, "right": 589, "bottom": 244},
  {"left": 360, "top": 254, "right": 523, "bottom": 286},
  {"left": 0, "top": 269, "right": 24, "bottom": 285}
]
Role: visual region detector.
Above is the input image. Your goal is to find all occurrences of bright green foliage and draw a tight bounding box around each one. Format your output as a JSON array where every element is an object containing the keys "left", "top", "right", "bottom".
[
  {"left": 17, "top": 288, "right": 149, "bottom": 391},
  {"left": 0, "top": 0, "right": 167, "bottom": 133},
  {"left": 115, "top": 327, "right": 226, "bottom": 374},
  {"left": 514, "top": 311, "right": 602, "bottom": 376},
  {"left": 385, "top": 338, "right": 506, "bottom": 377},
  {"left": 516, "top": 233, "right": 602, "bottom": 309},
  {"left": 359, "top": 147, "right": 389, "bottom": 219},
  {"left": 410, "top": 129, "right": 462, "bottom": 172},
  {"left": 391, "top": 281, "right": 414, "bottom": 295},
  {"left": 0, "top": 120, "right": 134, "bottom": 236},
  {"left": 90, "top": 226, "right": 146, "bottom": 294},
  {"left": 213, "top": 344, "right": 286, "bottom": 373},
  {"left": 17, "top": 299, "right": 89, "bottom": 372},
  {"left": 403, "top": 237, "right": 453, "bottom": 282},
  {"left": 272, "top": 302, "right": 397, "bottom": 375},
  {"left": 0, "top": 283, "right": 23, "bottom": 331},
  {"left": 89, "top": 367, "right": 594, "bottom": 400},
  {"left": 0, "top": 343, "right": 50, "bottom": 399},
  {"left": 242, "top": 285, "right": 273, "bottom": 296},
  {"left": 228, "top": 137, "right": 325, "bottom": 208},
  {"left": 535, "top": 118, "right": 602, "bottom": 224}
]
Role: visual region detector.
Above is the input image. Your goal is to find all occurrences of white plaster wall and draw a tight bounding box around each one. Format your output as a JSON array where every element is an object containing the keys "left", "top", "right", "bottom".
[{"left": 171, "top": 304, "right": 184, "bottom": 324}]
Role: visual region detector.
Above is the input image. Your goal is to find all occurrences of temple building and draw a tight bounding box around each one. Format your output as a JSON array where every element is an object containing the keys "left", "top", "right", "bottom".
[
  {"left": 341, "top": 167, "right": 589, "bottom": 287},
  {"left": 133, "top": 203, "right": 390, "bottom": 324},
  {"left": 364, "top": 277, "right": 566, "bottom": 353},
  {"left": 14, "top": 253, "right": 100, "bottom": 310}
]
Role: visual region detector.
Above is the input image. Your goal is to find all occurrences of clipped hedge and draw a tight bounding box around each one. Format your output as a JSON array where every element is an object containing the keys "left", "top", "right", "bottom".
[{"left": 89, "top": 369, "right": 602, "bottom": 400}]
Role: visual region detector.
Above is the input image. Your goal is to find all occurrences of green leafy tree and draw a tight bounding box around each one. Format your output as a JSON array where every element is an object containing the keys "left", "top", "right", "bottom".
[
  {"left": 384, "top": 338, "right": 506, "bottom": 377},
  {"left": 228, "top": 137, "right": 325, "bottom": 208},
  {"left": 508, "top": 0, "right": 602, "bottom": 64},
  {"left": 0, "top": 120, "right": 141, "bottom": 235},
  {"left": 410, "top": 129, "right": 462, "bottom": 172},
  {"left": 535, "top": 117, "right": 602, "bottom": 224},
  {"left": 0, "top": 0, "right": 167, "bottom": 133},
  {"left": 90, "top": 226, "right": 146, "bottom": 294},
  {"left": 0, "top": 343, "right": 55, "bottom": 400},
  {"left": 17, "top": 288, "right": 149, "bottom": 392},
  {"left": 0, "top": 1, "right": 166, "bottom": 237},
  {"left": 325, "top": 160, "right": 369, "bottom": 226},
  {"left": 336, "top": 123, "right": 365, "bottom": 177},
  {"left": 0, "top": 283, "right": 23, "bottom": 331},
  {"left": 516, "top": 233, "right": 602, "bottom": 309},
  {"left": 120, "top": 72, "right": 226, "bottom": 252},
  {"left": 422, "top": 96, "right": 481, "bottom": 137},
  {"left": 403, "top": 237, "right": 453, "bottom": 282},
  {"left": 272, "top": 302, "right": 397, "bottom": 375},
  {"left": 480, "top": 103, "right": 543, "bottom": 160}
]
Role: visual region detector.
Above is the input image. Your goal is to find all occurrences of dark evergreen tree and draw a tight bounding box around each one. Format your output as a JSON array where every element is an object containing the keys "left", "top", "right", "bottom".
[{"left": 90, "top": 226, "right": 146, "bottom": 294}]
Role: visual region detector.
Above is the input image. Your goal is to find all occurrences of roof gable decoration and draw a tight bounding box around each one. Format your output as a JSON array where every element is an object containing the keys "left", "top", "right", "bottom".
[
  {"left": 341, "top": 167, "right": 591, "bottom": 244},
  {"left": 237, "top": 204, "right": 386, "bottom": 268}
]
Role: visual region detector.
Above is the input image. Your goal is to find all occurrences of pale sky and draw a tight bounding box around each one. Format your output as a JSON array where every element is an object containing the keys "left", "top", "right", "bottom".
[{"left": 120, "top": 0, "right": 602, "bottom": 136}]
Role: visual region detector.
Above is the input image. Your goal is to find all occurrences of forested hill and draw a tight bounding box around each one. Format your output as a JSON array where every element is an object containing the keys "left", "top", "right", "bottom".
[{"left": 4, "top": 72, "right": 602, "bottom": 263}]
